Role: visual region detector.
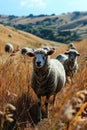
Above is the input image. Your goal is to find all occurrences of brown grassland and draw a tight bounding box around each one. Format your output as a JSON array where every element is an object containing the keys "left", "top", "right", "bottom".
[{"left": 0, "top": 24, "right": 87, "bottom": 130}]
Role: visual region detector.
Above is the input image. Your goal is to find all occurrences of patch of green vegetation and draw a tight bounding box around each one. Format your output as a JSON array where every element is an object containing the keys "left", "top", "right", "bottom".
[{"left": 13, "top": 23, "right": 82, "bottom": 43}]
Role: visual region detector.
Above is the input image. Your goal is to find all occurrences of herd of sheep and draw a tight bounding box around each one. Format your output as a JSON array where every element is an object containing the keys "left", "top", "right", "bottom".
[{"left": 4, "top": 42, "right": 80, "bottom": 122}]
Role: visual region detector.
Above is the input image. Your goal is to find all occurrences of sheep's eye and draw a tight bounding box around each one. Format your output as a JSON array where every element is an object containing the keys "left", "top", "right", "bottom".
[{"left": 43, "top": 56, "right": 45, "bottom": 60}]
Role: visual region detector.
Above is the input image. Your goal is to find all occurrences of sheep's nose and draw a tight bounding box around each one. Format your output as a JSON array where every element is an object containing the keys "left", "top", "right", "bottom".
[
  {"left": 70, "top": 58, "right": 74, "bottom": 62},
  {"left": 36, "top": 61, "right": 41, "bottom": 66}
]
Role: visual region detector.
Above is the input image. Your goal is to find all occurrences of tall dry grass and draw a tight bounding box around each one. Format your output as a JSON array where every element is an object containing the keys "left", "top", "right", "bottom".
[
  {"left": 0, "top": 52, "right": 38, "bottom": 130},
  {"left": 0, "top": 39, "right": 87, "bottom": 130}
]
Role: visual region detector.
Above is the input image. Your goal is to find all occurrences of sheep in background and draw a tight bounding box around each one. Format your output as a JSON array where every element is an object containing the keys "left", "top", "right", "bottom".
[
  {"left": 8, "top": 34, "right": 12, "bottom": 38},
  {"left": 43, "top": 46, "right": 50, "bottom": 51},
  {"left": 21, "top": 47, "right": 33, "bottom": 55},
  {"left": 43, "top": 46, "right": 56, "bottom": 51},
  {"left": 56, "top": 54, "right": 68, "bottom": 64},
  {"left": 5, "top": 43, "right": 14, "bottom": 53},
  {"left": 64, "top": 49, "right": 80, "bottom": 83},
  {"left": 56, "top": 42, "right": 76, "bottom": 63},
  {"left": 68, "top": 42, "right": 76, "bottom": 50},
  {"left": 27, "top": 48, "right": 66, "bottom": 121},
  {"left": 56, "top": 49, "right": 80, "bottom": 83}
]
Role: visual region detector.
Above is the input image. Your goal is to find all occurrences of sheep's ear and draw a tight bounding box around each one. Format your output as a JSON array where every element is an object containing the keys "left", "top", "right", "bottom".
[
  {"left": 76, "top": 52, "right": 80, "bottom": 56},
  {"left": 47, "top": 49, "right": 55, "bottom": 55},
  {"left": 26, "top": 52, "right": 35, "bottom": 57},
  {"left": 64, "top": 50, "right": 69, "bottom": 55}
]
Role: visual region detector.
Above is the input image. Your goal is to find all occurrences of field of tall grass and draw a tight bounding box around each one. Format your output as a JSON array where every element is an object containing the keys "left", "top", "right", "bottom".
[{"left": 0, "top": 38, "right": 87, "bottom": 130}]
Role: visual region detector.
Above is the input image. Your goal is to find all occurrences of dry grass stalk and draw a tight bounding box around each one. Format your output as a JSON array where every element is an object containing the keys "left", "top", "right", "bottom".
[{"left": 0, "top": 103, "right": 16, "bottom": 129}]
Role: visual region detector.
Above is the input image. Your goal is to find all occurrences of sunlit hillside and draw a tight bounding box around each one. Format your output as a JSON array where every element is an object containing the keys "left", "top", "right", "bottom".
[
  {"left": 0, "top": 24, "right": 61, "bottom": 50},
  {"left": 0, "top": 24, "right": 62, "bottom": 63},
  {"left": 0, "top": 25, "right": 87, "bottom": 130},
  {"left": 1, "top": 12, "right": 87, "bottom": 43}
]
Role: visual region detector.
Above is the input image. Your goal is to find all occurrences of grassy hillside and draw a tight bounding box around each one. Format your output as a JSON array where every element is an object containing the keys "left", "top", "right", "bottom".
[
  {"left": 0, "top": 11, "right": 87, "bottom": 43},
  {"left": 0, "top": 24, "right": 60, "bottom": 47},
  {"left": 0, "top": 24, "right": 87, "bottom": 130},
  {"left": 0, "top": 24, "right": 62, "bottom": 65}
]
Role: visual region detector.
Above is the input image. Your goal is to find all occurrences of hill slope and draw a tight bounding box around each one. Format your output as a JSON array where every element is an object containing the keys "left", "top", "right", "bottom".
[
  {"left": 0, "top": 24, "right": 63, "bottom": 64},
  {"left": 0, "top": 24, "right": 61, "bottom": 51},
  {"left": 0, "top": 11, "right": 87, "bottom": 43}
]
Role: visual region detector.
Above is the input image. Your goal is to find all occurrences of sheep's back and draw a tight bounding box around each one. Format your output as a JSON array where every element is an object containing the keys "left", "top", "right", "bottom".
[
  {"left": 56, "top": 54, "right": 68, "bottom": 64},
  {"left": 50, "top": 59, "right": 66, "bottom": 91}
]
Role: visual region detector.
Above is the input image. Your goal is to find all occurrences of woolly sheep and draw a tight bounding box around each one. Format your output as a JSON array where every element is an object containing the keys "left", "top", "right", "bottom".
[
  {"left": 68, "top": 42, "right": 76, "bottom": 50},
  {"left": 43, "top": 46, "right": 56, "bottom": 51},
  {"left": 56, "top": 49, "right": 80, "bottom": 83},
  {"left": 64, "top": 49, "right": 80, "bottom": 83},
  {"left": 43, "top": 46, "right": 50, "bottom": 50},
  {"left": 5, "top": 43, "right": 14, "bottom": 53},
  {"left": 27, "top": 48, "right": 66, "bottom": 121},
  {"left": 21, "top": 47, "right": 33, "bottom": 55},
  {"left": 56, "top": 54, "right": 68, "bottom": 64}
]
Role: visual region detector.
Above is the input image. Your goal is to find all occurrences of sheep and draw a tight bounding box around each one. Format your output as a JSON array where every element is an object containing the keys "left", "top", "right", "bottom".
[
  {"left": 27, "top": 48, "right": 66, "bottom": 121},
  {"left": 43, "top": 46, "right": 50, "bottom": 51},
  {"left": 56, "top": 49, "right": 80, "bottom": 83},
  {"left": 56, "top": 54, "right": 68, "bottom": 64},
  {"left": 64, "top": 49, "right": 80, "bottom": 83},
  {"left": 21, "top": 47, "right": 33, "bottom": 55},
  {"left": 43, "top": 46, "right": 56, "bottom": 51},
  {"left": 5, "top": 43, "right": 14, "bottom": 53},
  {"left": 8, "top": 34, "right": 12, "bottom": 38},
  {"left": 68, "top": 42, "right": 76, "bottom": 50}
]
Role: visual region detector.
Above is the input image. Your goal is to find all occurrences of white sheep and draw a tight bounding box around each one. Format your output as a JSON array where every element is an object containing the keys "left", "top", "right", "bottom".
[
  {"left": 56, "top": 54, "right": 68, "bottom": 64},
  {"left": 27, "top": 48, "right": 66, "bottom": 121},
  {"left": 64, "top": 49, "right": 80, "bottom": 82},
  {"left": 21, "top": 47, "right": 33, "bottom": 55},
  {"left": 57, "top": 49, "right": 80, "bottom": 82},
  {"left": 43, "top": 46, "right": 56, "bottom": 51},
  {"left": 68, "top": 42, "right": 76, "bottom": 50},
  {"left": 5, "top": 43, "right": 14, "bottom": 53},
  {"left": 56, "top": 49, "right": 80, "bottom": 83},
  {"left": 43, "top": 46, "right": 50, "bottom": 50}
]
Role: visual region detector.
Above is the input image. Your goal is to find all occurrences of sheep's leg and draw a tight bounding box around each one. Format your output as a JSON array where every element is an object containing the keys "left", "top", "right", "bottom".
[
  {"left": 53, "top": 93, "right": 56, "bottom": 105},
  {"left": 71, "top": 75, "right": 74, "bottom": 84},
  {"left": 37, "top": 95, "right": 42, "bottom": 122},
  {"left": 45, "top": 95, "right": 50, "bottom": 118},
  {"left": 66, "top": 77, "right": 71, "bottom": 84}
]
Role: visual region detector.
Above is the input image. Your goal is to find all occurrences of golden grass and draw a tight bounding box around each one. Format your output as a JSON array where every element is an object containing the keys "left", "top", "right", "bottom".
[
  {"left": 0, "top": 25, "right": 87, "bottom": 130},
  {"left": 68, "top": 102, "right": 87, "bottom": 130}
]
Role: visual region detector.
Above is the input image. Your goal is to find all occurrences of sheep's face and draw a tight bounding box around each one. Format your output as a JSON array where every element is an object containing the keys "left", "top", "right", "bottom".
[
  {"left": 64, "top": 49, "right": 80, "bottom": 63},
  {"left": 27, "top": 48, "right": 55, "bottom": 68},
  {"left": 69, "top": 52, "right": 78, "bottom": 62},
  {"left": 34, "top": 53, "right": 47, "bottom": 68}
]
